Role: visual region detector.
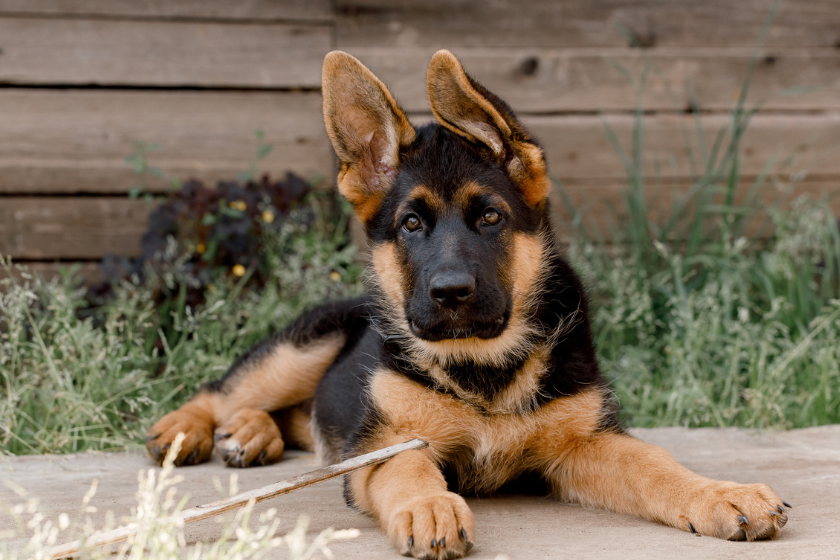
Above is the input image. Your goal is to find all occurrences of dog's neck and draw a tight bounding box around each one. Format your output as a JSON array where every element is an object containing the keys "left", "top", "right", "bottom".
[{"left": 374, "top": 247, "right": 584, "bottom": 414}]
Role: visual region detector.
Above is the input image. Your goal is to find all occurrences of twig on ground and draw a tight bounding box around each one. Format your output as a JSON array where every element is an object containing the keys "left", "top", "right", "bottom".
[{"left": 44, "top": 439, "right": 428, "bottom": 559}]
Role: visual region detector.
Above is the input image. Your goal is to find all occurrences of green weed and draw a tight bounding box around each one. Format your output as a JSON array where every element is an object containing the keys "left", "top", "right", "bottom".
[
  {"left": 0, "top": 207, "right": 363, "bottom": 456},
  {"left": 561, "top": 1, "right": 840, "bottom": 428}
]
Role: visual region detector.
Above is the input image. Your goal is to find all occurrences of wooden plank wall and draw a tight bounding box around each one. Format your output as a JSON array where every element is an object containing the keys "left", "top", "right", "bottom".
[{"left": 1, "top": 0, "right": 839, "bottom": 277}]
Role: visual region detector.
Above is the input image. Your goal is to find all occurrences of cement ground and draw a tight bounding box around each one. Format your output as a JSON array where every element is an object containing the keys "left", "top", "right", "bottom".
[{"left": 2, "top": 426, "right": 839, "bottom": 559}]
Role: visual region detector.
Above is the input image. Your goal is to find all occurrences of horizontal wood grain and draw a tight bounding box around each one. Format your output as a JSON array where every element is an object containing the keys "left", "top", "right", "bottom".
[
  {"left": 335, "top": 0, "right": 840, "bottom": 49},
  {"left": 5, "top": 177, "right": 837, "bottom": 261},
  {"left": 346, "top": 47, "right": 840, "bottom": 112},
  {"left": 0, "top": 197, "right": 153, "bottom": 259},
  {"left": 2, "top": 0, "right": 838, "bottom": 267},
  {"left": 551, "top": 177, "right": 840, "bottom": 245},
  {"left": 0, "top": 90, "right": 332, "bottom": 194},
  {"left": 0, "top": 18, "right": 329, "bottom": 88},
  {"left": 537, "top": 112, "right": 840, "bottom": 181},
  {"left": 552, "top": 177, "right": 840, "bottom": 231},
  {"left": 2, "top": 90, "right": 837, "bottom": 195},
  {"left": 0, "top": 1, "right": 332, "bottom": 21}
]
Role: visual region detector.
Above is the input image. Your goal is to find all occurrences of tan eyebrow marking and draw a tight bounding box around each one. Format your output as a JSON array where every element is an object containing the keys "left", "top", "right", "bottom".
[
  {"left": 394, "top": 185, "right": 444, "bottom": 228},
  {"left": 458, "top": 180, "right": 511, "bottom": 215}
]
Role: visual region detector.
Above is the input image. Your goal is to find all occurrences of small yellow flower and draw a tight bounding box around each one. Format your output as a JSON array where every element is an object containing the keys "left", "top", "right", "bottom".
[
  {"left": 229, "top": 200, "right": 247, "bottom": 211},
  {"left": 196, "top": 243, "right": 206, "bottom": 254},
  {"left": 262, "top": 210, "right": 275, "bottom": 223},
  {"left": 330, "top": 271, "right": 342, "bottom": 282},
  {"left": 232, "top": 264, "right": 246, "bottom": 277}
]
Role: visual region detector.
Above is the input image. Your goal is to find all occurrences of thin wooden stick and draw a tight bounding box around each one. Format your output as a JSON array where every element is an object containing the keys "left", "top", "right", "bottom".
[{"left": 45, "top": 438, "right": 428, "bottom": 559}]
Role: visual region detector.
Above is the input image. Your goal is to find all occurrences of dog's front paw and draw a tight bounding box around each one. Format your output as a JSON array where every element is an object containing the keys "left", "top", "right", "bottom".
[
  {"left": 146, "top": 410, "right": 214, "bottom": 467},
  {"left": 682, "top": 481, "right": 790, "bottom": 540},
  {"left": 387, "top": 492, "right": 475, "bottom": 559},
  {"left": 214, "top": 408, "right": 284, "bottom": 468}
]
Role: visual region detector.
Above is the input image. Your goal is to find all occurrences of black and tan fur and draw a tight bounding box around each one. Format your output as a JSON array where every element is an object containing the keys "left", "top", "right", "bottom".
[{"left": 147, "top": 50, "right": 790, "bottom": 558}]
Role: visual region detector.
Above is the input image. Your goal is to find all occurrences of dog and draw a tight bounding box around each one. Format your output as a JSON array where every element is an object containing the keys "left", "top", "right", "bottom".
[{"left": 146, "top": 50, "right": 791, "bottom": 558}]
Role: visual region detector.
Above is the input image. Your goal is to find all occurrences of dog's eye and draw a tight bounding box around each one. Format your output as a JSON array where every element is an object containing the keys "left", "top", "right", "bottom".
[
  {"left": 482, "top": 209, "right": 501, "bottom": 226},
  {"left": 403, "top": 214, "right": 422, "bottom": 232}
]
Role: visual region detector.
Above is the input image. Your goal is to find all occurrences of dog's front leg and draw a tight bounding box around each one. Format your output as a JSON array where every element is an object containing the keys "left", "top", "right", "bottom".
[
  {"left": 544, "top": 431, "right": 789, "bottom": 540},
  {"left": 347, "top": 447, "right": 475, "bottom": 559}
]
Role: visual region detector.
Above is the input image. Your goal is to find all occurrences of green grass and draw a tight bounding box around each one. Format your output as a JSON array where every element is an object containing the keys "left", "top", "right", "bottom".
[
  {"left": 0, "top": 205, "right": 364, "bottom": 456},
  {"left": 559, "top": 2, "right": 840, "bottom": 428},
  {"left": 568, "top": 197, "right": 840, "bottom": 428}
]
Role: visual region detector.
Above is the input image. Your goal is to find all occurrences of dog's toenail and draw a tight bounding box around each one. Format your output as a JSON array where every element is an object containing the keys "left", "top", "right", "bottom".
[
  {"left": 189, "top": 448, "right": 200, "bottom": 465},
  {"left": 783, "top": 501, "right": 792, "bottom": 508},
  {"left": 431, "top": 538, "right": 436, "bottom": 548},
  {"left": 688, "top": 522, "right": 697, "bottom": 534},
  {"left": 770, "top": 511, "right": 779, "bottom": 517},
  {"left": 777, "top": 505, "right": 784, "bottom": 513},
  {"left": 738, "top": 515, "right": 749, "bottom": 525},
  {"left": 146, "top": 434, "right": 160, "bottom": 443},
  {"left": 440, "top": 537, "right": 445, "bottom": 548},
  {"left": 460, "top": 528, "right": 473, "bottom": 549},
  {"left": 408, "top": 536, "right": 413, "bottom": 549}
]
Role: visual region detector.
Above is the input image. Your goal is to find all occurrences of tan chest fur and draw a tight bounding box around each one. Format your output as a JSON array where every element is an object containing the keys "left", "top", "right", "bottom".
[{"left": 368, "top": 370, "right": 605, "bottom": 491}]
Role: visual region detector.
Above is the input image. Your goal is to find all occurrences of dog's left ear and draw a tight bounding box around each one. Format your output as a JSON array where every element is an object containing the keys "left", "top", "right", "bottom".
[{"left": 427, "top": 50, "right": 550, "bottom": 206}]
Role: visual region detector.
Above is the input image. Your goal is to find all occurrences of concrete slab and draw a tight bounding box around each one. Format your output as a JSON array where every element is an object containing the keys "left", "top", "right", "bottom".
[{"left": 2, "top": 426, "right": 839, "bottom": 559}]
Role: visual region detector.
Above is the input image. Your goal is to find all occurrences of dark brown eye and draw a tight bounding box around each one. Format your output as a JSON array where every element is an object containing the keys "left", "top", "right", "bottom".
[
  {"left": 403, "top": 214, "right": 422, "bottom": 232},
  {"left": 482, "top": 209, "right": 501, "bottom": 225}
]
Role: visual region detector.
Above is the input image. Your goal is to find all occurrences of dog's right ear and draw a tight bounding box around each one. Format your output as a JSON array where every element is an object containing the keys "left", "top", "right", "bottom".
[{"left": 322, "top": 51, "right": 416, "bottom": 223}]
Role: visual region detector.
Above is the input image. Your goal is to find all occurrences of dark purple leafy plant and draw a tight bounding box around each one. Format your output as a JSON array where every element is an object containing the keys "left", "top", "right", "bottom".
[{"left": 90, "top": 173, "right": 318, "bottom": 310}]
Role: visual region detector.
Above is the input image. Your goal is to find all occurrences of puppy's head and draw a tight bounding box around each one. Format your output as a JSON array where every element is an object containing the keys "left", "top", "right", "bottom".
[{"left": 322, "top": 50, "right": 552, "bottom": 364}]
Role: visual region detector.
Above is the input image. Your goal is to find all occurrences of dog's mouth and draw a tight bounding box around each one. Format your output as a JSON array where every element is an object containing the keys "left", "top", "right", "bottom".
[{"left": 407, "top": 314, "right": 509, "bottom": 342}]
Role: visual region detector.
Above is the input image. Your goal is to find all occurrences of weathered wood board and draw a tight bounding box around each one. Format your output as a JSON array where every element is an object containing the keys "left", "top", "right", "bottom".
[
  {"left": 0, "top": 198, "right": 153, "bottom": 259},
  {"left": 1, "top": 95, "right": 837, "bottom": 196},
  {"left": 0, "top": 0, "right": 838, "bottom": 269},
  {"left": 3, "top": 178, "right": 836, "bottom": 260},
  {"left": 551, "top": 177, "right": 840, "bottom": 238},
  {"left": 0, "top": 18, "right": 329, "bottom": 87},
  {"left": 4, "top": 22, "right": 837, "bottom": 108},
  {"left": 335, "top": 0, "right": 840, "bottom": 49},
  {"left": 0, "top": 0, "right": 332, "bottom": 21},
  {"left": 345, "top": 47, "right": 840, "bottom": 112},
  {"left": 0, "top": 90, "right": 332, "bottom": 194}
]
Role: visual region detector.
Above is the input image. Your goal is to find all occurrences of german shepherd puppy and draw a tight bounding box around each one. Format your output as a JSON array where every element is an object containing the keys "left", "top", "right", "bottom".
[{"left": 146, "top": 50, "right": 790, "bottom": 557}]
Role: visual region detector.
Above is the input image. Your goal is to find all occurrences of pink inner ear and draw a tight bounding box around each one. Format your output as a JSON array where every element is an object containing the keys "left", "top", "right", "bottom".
[
  {"left": 356, "top": 129, "right": 400, "bottom": 194},
  {"left": 468, "top": 122, "right": 504, "bottom": 156}
]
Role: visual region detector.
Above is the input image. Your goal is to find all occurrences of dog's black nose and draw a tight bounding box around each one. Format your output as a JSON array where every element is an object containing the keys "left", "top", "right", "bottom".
[{"left": 429, "top": 272, "right": 475, "bottom": 308}]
